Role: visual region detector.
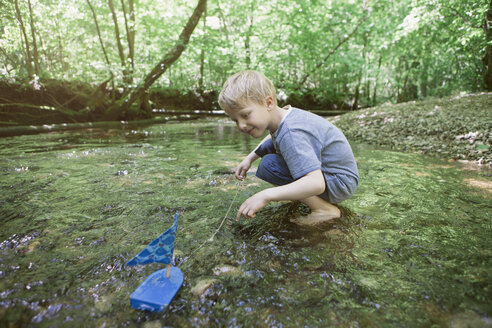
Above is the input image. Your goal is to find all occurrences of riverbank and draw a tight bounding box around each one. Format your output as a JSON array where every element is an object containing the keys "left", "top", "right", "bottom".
[
  {"left": 331, "top": 93, "right": 492, "bottom": 166},
  {"left": 0, "top": 80, "right": 348, "bottom": 127}
]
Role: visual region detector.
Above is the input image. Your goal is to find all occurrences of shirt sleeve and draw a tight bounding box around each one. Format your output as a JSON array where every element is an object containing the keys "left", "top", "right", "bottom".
[
  {"left": 277, "top": 128, "right": 321, "bottom": 180},
  {"left": 254, "top": 138, "right": 276, "bottom": 157}
]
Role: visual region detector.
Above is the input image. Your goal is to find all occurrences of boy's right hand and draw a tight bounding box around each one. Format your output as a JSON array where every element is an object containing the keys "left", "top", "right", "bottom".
[{"left": 235, "top": 158, "right": 252, "bottom": 180}]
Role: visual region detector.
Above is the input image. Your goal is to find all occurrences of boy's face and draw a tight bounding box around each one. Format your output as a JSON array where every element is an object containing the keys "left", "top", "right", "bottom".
[{"left": 225, "top": 99, "right": 273, "bottom": 138}]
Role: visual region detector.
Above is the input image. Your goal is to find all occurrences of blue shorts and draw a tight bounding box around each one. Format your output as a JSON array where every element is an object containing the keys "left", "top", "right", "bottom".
[{"left": 256, "top": 153, "right": 357, "bottom": 204}]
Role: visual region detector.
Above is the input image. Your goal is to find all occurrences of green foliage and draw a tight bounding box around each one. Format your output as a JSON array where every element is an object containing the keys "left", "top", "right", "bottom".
[{"left": 0, "top": 0, "right": 489, "bottom": 105}]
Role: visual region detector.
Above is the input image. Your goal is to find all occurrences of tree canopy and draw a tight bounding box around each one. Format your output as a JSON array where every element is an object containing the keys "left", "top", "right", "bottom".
[{"left": 1, "top": 0, "right": 490, "bottom": 112}]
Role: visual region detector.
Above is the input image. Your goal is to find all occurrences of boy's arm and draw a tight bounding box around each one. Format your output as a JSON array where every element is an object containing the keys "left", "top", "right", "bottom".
[
  {"left": 235, "top": 151, "right": 259, "bottom": 180},
  {"left": 253, "top": 134, "right": 274, "bottom": 157},
  {"left": 256, "top": 134, "right": 272, "bottom": 147},
  {"left": 236, "top": 169, "right": 326, "bottom": 220},
  {"left": 235, "top": 134, "right": 272, "bottom": 180}
]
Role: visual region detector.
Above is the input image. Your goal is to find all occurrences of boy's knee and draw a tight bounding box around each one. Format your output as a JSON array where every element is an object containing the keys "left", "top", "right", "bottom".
[
  {"left": 260, "top": 153, "right": 277, "bottom": 168},
  {"left": 256, "top": 154, "right": 293, "bottom": 186},
  {"left": 323, "top": 174, "right": 358, "bottom": 204},
  {"left": 256, "top": 154, "right": 274, "bottom": 180}
]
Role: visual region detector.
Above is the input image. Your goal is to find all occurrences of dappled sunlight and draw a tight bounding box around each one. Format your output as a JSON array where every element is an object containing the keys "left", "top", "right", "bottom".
[{"left": 464, "top": 178, "right": 492, "bottom": 192}]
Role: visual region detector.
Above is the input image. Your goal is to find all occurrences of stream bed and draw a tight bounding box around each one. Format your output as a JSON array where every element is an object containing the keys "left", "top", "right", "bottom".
[{"left": 1, "top": 118, "right": 491, "bottom": 327}]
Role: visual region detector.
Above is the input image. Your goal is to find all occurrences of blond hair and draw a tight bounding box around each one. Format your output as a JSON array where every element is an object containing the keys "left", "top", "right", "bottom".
[{"left": 218, "top": 70, "right": 277, "bottom": 111}]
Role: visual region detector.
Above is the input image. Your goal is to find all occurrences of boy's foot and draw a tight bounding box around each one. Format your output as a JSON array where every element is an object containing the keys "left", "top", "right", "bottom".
[{"left": 290, "top": 208, "right": 340, "bottom": 226}]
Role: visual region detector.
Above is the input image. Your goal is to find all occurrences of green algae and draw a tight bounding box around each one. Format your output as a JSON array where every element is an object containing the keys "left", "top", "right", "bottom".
[{"left": 0, "top": 119, "right": 491, "bottom": 327}]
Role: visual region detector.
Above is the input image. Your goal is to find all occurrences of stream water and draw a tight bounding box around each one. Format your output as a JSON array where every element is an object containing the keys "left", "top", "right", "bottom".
[{"left": 1, "top": 118, "right": 491, "bottom": 327}]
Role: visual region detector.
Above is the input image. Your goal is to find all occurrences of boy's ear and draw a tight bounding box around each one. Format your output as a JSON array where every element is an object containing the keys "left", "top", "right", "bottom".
[{"left": 265, "top": 96, "right": 274, "bottom": 110}]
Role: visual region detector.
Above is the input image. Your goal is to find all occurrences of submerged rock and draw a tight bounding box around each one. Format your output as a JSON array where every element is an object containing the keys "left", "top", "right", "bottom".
[
  {"left": 212, "top": 265, "right": 242, "bottom": 277},
  {"left": 143, "top": 321, "right": 163, "bottom": 328},
  {"left": 323, "top": 229, "right": 343, "bottom": 237},
  {"left": 190, "top": 278, "right": 218, "bottom": 297},
  {"left": 94, "top": 296, "right": 112, "bottom": 313}
]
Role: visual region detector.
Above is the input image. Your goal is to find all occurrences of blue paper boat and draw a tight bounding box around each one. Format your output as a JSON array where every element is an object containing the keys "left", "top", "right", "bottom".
[
  {"left": 130, "top": 266, "right": 184, "bottom": 312},
  {"left": 126, "top": 213, "right": 183, "bottom": 312}
]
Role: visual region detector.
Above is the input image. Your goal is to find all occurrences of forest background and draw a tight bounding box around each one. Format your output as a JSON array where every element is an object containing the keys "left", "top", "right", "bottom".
[{"left": 0, "top": 0, "right": 490, "bottom": 124}]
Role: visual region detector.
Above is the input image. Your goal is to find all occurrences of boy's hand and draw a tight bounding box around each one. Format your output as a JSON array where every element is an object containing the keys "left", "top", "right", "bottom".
[
  {"left": 235, "top": 158, "right": 252, "bottom": 180},
  {"left": 236, "top": 190, "right": 271, "bottom": 221}
]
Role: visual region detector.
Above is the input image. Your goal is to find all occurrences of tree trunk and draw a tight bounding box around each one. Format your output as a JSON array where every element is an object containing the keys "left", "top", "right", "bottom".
[
  {"left": 87, "top": 0, "right": 111, "bottom": 69},
  {"left": 108, "top": 0, "right": 125, "bottom": 66},
  {"left": 27, "top": 0, "right": 40, "bottom": 76},
  {"left": 54, "top": 18, "right": 67, "bottom": 71},
  {"left": 216, "top": 0, "right": 234, "bottom": 80},
  {"left": 352, "top": 74, "right": 362, "bottom": 110},
  {"left": 484, "top": 0, "right": 492, "bottom": 91},
  {"left": 86, "top": 0, "right": 115, "bottom": 100},
  {"left": 14, "top": 0, "right": 34, "bottom": 78},
  {"left": 199, "top": 2, "right": 207, "bottom": 90},
  {"left": 108, "top": 0, "right": 130, "bottom": 85},
  {"left": 106, "top": 0, "right": 207, "bottom": 120},
  {"left": 128, "top": 0, "right": 135, "bottom": 73},
  {"left": 398, "top": 59, "right": 409, "bottom": 103},
  {"left": 372, "top": 55, "right": 382, "bottom": 106},
  {"left": 420, "top": 61, "right": 428, "bottom": 98},
  {"left": 121, "top": 0, "right": 135, "bottom": 82},
  {"left": 244, "top": 2, "right": 254, "bottom": 69},
  {"left": 353, "top": 32, "right": 367, "bottom": 110}
]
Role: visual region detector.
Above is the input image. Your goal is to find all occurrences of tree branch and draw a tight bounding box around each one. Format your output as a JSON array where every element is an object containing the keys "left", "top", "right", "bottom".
[
  {"left": 115, "top": 0, "right": 207, "bottom": 115},
  {"left": 442, "top": 5, "right": 484, "bottom": 29},
  {"left": 294, "top": 12, "right": 370, "bottom": 91},
  {"left": 86, "top": 0, "right": 112, "bottom": 68},
  {"left": 108, "top": 0, "right": 126, "bottom": 67},
  {"left": 14, "top": 0, "right": 34, "bottom": 78}
]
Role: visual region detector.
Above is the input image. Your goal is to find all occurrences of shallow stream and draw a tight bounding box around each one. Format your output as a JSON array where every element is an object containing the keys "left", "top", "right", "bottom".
[{"left": 1, "top": 118, "right": 491, "bottom": 327}]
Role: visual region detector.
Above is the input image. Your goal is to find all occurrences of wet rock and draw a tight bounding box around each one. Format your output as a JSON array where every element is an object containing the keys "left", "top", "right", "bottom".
[
  {"left": 89, "top": 237, "right": 105, "bottom": 246},
  {"left": 212, "top": 265, "right": 242, "bottom": 277},
  {"left": 94, "top": 296, "right": 112, "bottom": 313},
  {"left": 73, "top": 237, "right": 85, "bottom": 246},
  {"left": 173, "top": 248, "right": 184, "bottom": 258},
  {"left": 263, "top": 259, "right": 281, "bottom": 272},
  {"left": 31, "top": 304, "right": 64, "bottom": 323},
  {"left": 323, "top": 229, "right": 343, "bottom": 237},
  {"left": 0, "top": 233, "right": 39, "bottom": 251},
  {"left": 449, "top": 310, "right": 492, "bottom": 328},
  {"left": 25, "top": 280, "right": 43, "bottom": 290},
  {"left": 27, "top": 241, "right": 40, "bottom": 253},
  {"left": 143, "top": 321, "right": 163, "bottom": 328},
  {"left": 190, "top": 278, "right": 218, "bottom": 297},
  {"left": 359, "top": 277, "right": 379, "bottom": 289}
]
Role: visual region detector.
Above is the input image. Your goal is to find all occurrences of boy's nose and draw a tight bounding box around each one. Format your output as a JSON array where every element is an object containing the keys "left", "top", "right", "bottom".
[{"left": 238, "top": 121, "right": 248, "bottom": 131}]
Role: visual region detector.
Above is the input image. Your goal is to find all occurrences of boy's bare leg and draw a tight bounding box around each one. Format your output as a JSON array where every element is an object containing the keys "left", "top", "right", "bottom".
[{"left": 291, "top": 196, "right": 340, "bottom": 225}]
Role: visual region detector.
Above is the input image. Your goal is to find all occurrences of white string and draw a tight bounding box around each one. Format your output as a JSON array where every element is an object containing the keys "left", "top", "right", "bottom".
[
  {"left": 207, "top": 181, "right": 242, "bottom": 242},
  {"left": 191, "top": 181, "right": 242, "bottom": 253}
]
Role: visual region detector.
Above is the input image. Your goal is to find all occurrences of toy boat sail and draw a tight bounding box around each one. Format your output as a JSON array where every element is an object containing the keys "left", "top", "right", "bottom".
[{"left": 126, "top": 212, "right": 184, "bottom": 312}]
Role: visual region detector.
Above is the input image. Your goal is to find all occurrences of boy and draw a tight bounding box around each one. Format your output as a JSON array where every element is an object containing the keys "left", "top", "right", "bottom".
[{"left": 218, "top": 71, "right": 359, "bottom": 225}]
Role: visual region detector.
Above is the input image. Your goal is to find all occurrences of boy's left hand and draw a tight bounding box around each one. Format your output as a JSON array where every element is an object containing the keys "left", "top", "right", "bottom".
[{"left": 236, "top": 190, "right": 271, "bottom": 221}]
